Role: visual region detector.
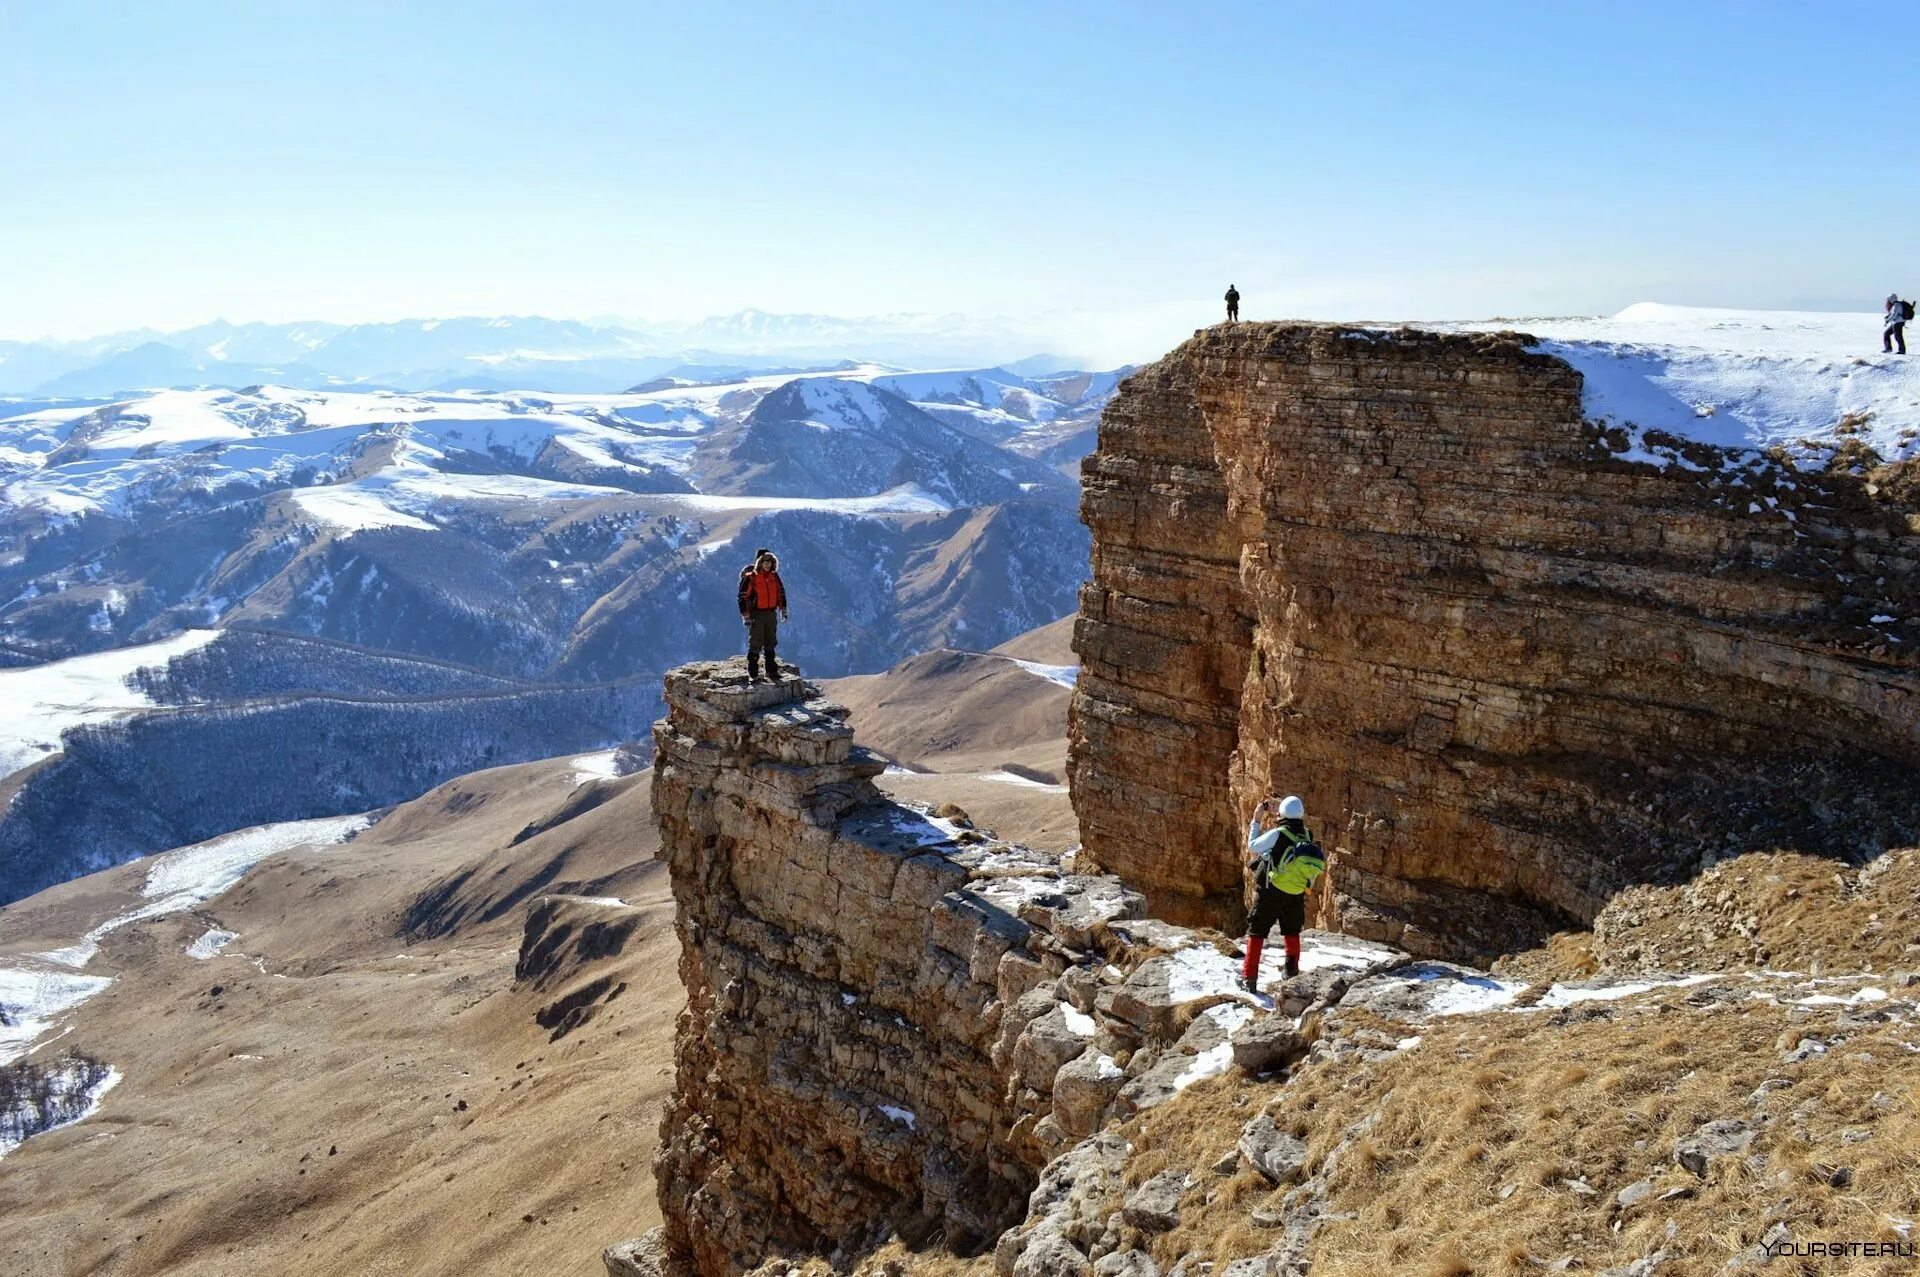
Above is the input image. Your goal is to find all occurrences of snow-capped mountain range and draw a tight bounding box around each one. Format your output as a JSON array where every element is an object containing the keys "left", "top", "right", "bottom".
[
  {"left": 0, "top": 361, "right": 1120, "bottom": 902},
  {"left": 0, "top": 312, "right": 1087, "bottom": 398}
]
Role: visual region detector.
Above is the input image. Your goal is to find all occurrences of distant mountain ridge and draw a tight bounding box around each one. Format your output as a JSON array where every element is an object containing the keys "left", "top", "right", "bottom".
[{"left": 0, "top": 311, "right": 1091, "bottom": 397}]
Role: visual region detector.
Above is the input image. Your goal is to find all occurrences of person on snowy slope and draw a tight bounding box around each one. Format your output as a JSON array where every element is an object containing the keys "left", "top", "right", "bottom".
[
  {"left": 737, "top": 549, "right": 790, "bottom": 683},
  {"left": 1240, "top": 795, "right": 1327, "bottom": 993},
  {"left": 1886, "top": 293, "right": 1910, "bottom": 355}
]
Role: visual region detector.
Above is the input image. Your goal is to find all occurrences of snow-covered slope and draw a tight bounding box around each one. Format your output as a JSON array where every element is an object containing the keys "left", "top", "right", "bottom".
[
  {"left": 0, "top": 365, "right": 1106, "bottom": 899},
  {"left": 0, "top": 630, "right": 218, "bottom": 781},
  {"left": 868, "top": 365, "right": 1128, "bottom": 466},
  {"left": 713, "top": 377, "right": 1074, "bottom": 504},
  {"left": 1446, "top": 303, "right": 1920, "bottom": 463},
  {"left": 0, "top": 362, "right": 1114, "bottom": 528}
]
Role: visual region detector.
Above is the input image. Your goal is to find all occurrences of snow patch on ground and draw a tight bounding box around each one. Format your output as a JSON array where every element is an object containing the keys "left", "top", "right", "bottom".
[
  {"left": 1444, "top": 304, "right": 1920, "bottom": 463},
  {"left": 1535, "top": 972, "right": 1718, "bottom": 1009},
  {"left": 1165, "top": 932, "right": 1402, "bottom": 1004},
  {"left": 0, "top": 1062, "right": 120, "bottom": 1158},
  {"left": 291, "top": 483, "right": 436, "bottom": 533},
  {"left": 1788, "top": 986, "right": 1888, "bottom": 1008},
  {"left": 976, "top": 769, "right": 1068, "bottom": 792},
  {"left": 878, "top": 1104, "right": 917, "bottom": 1130},
  {"left": 647, "top": 483, "right": 953, "bottom": 516},
  {"left": 1163, "top": 945, "right": 1246, "bottom": 1003},
  {"left": 1174, "top": 1041, "right": 1235, "bottom": 1091},
  {"left": 1296, "top": 937, "right": 1402, "bottom": 975},
  {"left": 36, "top": 812, "right": 370, "bottom": 971},
  {"left": 882, "top": 806, "right": 974, "bottom": 848},
  {"left": 184, "top": 928, "right": 238, "bottom": 960},
  {"left": 1008, "top": 659, "right": 1078, "bottom": 689},
  {"left": 1373, "top": 963, "right": 1529, "bottom": 1016},
  {"left": 0, "top": 970, "right": 116, "bottom": 1066},
  {"left": 569, "top": 749, "right": 623, "bottom": 784},
  {"left": 0, "top": 630, "right": 220, "bottom": 781},
  {"left": 143, "top": 813, "right": 370, "bottom": 904}
]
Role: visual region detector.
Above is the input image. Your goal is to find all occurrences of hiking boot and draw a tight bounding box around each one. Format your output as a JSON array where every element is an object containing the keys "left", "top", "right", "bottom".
[
  {"left": 1240, "top": 974, "right": 1259, "bottom": 995},
  {"left": 1283, "top": 957, "right": 1301, "bottom": 980}
]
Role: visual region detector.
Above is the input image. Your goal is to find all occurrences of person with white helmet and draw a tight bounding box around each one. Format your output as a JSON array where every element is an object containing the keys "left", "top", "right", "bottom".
[{"left": 1239, "top": 793, "right": 1327, "bottom": 992}]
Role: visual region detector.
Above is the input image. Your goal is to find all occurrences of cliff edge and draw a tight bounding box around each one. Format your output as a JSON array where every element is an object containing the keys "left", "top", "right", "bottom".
[
  {"left": 1070, "top": 322, "right": 1920, "bottom": 955},
  {"left": 645, "top": 660, "right": 1414, "bottom": 1276}
]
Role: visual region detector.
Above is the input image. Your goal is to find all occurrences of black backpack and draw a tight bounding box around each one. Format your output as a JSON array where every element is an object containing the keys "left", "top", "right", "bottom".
[{"left": 1902, "top": 299, "right": 1915, "bottom": 322}]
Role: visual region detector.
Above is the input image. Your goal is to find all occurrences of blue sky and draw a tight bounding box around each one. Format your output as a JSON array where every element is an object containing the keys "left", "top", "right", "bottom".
[{"left": 3, "top": 1, "right": 1914, "bottom": 357}]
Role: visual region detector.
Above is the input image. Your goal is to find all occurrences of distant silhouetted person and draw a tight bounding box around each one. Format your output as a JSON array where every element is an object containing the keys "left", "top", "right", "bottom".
[
  {"left": 1887, "top": 293, "right": 1911, "bottom": 356},
  {"left": 1225, "top": 284, "right": 1240, "bottom": 323}
]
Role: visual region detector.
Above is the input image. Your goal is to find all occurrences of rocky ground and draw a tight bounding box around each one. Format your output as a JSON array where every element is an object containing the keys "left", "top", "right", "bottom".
[{"left": 704, "top": 850, "right": 1920, "bottom": 1277}]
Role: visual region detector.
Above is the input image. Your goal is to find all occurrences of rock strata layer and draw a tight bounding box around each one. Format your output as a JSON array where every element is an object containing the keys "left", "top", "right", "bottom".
[
  {"left": 1070, "top": 323, "right": 1920, "bottom": 954},
  {"left": 648, "top": 660, "right": 1403, "bottom": 1276}
]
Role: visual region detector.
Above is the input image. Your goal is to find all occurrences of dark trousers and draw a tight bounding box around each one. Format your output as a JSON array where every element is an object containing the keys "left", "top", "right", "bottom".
[
  {"left": 1247, "top": 884, "right": 1306, "bottom": 939},
  {"left": 746, "top": 610, "right": 780, "bottom": 675},
  {"left": 1227, "top": 304, "right": 1239, "bottom": 322},
  {"left": 1888, "top": 323, "right": 1907, "bottom": 355}
]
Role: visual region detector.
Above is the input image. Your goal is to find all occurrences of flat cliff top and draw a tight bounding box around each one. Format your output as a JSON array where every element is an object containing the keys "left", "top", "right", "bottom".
[
  {"left": 1443, "top": 301, "right": 1920, "bottom": 463},
  {"left": 1187, "top": 302, "right": 1920, "bottom": 465}
]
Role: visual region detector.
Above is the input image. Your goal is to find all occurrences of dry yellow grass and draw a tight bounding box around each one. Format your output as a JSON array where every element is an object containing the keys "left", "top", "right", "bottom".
[
  {"left": 1111, "top": 991, "right": 1919, "bottom": 1277},
  {"left": 1590, "top": 849, "right": 1920, "bottom": 975},
  {"left": 809, "top": 849, "right": 1920, "bottom": 1277}
]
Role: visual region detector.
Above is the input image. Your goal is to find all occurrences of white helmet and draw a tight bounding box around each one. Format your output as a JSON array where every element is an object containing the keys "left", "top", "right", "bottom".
[{"left": 1277, "top": 795, "right": 1305, "bottom": 821}]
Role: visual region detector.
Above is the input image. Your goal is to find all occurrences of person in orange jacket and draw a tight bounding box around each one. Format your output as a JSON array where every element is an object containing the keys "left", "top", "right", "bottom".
[{"left": 736, "top": 548, "right": 790, "bottom": 682}]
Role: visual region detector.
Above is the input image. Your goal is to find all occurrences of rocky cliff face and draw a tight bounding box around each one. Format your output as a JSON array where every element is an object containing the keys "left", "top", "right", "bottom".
[
  {"left": 647, "top": 661, "right": 1398, "bottom": 1277},
  {"left": 650, "top": 664, "right": 1094, "bottom": 1273},
  {"left": 636, "top": 657, "right": 1920, "bottom": 1277},
  {"left": 1071, "top": 324, "right": 1920, "bottom": 956}
]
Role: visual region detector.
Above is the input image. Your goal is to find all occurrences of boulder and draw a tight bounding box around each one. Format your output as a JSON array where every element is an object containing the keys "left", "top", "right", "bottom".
[
  {"left": 1053, "top": 1048, "right": 1128, "bottom": 1140},
  {"left": 1614, "top": 1177, "right": 1656, "bottom": 1210},
  {"left": 1014, "top": 1006, "right": 1097, "bottom": 1092},
  {"left": 1674, "top": 1118, "right": 1756, "bottom": 1177},
  {"left": 1230, "top": 1016, "right": 1307, "bottom": 1074},
  {"left": 603, "top": 1228, "right": 668, "bottom": 1277},
  {"left": 1011, "top": 1224, "right": 1091, "bottom": 1277},
  {"left": 1093, "top": 1250, "right": 1160, "bottom": 1277},
  {"left": 1238, "top": 1114, "right": 1309, "bottom": 1185},
  {"left": 1122, "top": 1169, "right": 1191, "bottom": 1233}
]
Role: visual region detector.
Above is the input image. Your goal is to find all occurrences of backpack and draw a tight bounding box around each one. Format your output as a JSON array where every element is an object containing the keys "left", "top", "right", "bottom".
[
  {"left": 1901, "top": 299, "right": 1915, "bottom": 322},
  {"left": 1271, "top": 840, "right": 1326, "bottom": 893}
]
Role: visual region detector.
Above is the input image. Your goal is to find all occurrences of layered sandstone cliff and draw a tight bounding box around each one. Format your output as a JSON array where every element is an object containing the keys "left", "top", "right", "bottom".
[
  {"left": 1071, "top": 323, "right": 1920, "bottom": 955},
  {"left": 646, "top": 661, "right": 1405, "bottom": 1277},
  {"left": 650, "top": 663, "right": 1107, "bottom": 1273}
]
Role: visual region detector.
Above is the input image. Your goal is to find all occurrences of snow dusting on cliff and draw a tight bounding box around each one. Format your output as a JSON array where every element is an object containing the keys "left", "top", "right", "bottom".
[{"left": 1453, "top": 303, "right": 1920, "bottom": 463}]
